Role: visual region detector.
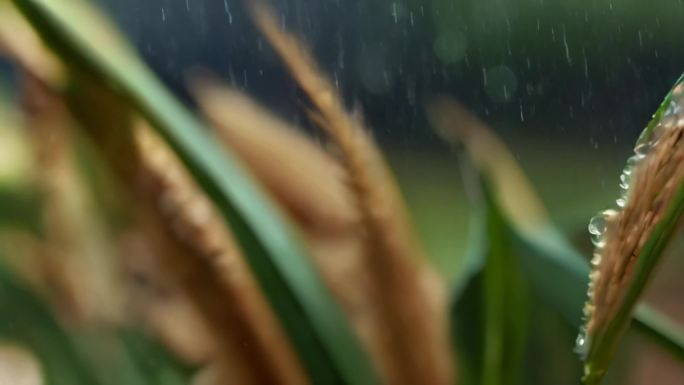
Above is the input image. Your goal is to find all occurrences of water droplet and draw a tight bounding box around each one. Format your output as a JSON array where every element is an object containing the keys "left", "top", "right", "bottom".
[
  {"left": 664, "top": 100, "right": 679, "bottom": 116},
  {"left": 589, "top": 270, "right": 600, "bottom": 281},
  {"left": 626, "top": 155, "right": 641, "bottom": 169},
  {"left": 575, "top": 329, "right": 591, "bottom": 359},
  {"left": 671, "top": 86, "right": 684, "bottom": 108},
  {"left": 634, "top": 142, "right": 651, "bottom": 157},
  {"left": 619, "top": 172, "right": 631, "bottom": 190},
  {"left": 677, "top": 116, "right": 684, "bottom": 128},
  {"left": 589, "top": 210, "right": 617, "bottom": 247},
  {"left": 589, "top": 214, "right": 607, "bottom": 247},
  {"left": 616, "top": 197, "right": 627, "bottom": 208},
  {"left": 588, "top": 215, "right": 606, "bottom": 236},
  {"left": 649, "top": 123, "right": 668, "bottom": 146},
  {"left": 591, "top": 253, "right": 602, "bottom": 266}
]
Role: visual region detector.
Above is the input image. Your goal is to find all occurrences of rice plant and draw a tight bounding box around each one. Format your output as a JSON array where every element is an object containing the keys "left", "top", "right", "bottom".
[{"left": 1, "top": 0, "right": 683, "bottom": 384}]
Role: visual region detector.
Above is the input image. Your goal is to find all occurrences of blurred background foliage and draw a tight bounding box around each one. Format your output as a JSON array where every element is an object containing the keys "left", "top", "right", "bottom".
[{"left": 89, "top": 0, "right": 684, "bottom": 272}]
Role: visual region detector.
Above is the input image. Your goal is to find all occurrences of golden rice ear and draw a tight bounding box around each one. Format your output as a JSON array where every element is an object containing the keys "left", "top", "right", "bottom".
[
  {"left": 131, "top": 122, "right": 309, "bottom": 385},
  {"left": 119, "top": 231, "right": 219, "bottom": 366},
  {"left": 12, "top": 69, "right": 125, "bottom": 326},
  {"left": 191, "top": 79, "right": 360, "bottom": 235},
  {"left": 121, "top": 230, "right": 269, "bottom": 385},
  {"left": 247, "top": 3, "right": 455, "bottom": 384},
  {"left": 578, "top": 83, "right": 684, "bottom": 383}
]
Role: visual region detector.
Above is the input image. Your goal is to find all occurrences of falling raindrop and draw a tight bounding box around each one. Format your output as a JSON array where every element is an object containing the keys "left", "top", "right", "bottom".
[
  {"left": 224, "top": 0, "right": 233, "bottom": 24},
  {"left": 562, "top": 28, "right": 571, "bottom": 64}
]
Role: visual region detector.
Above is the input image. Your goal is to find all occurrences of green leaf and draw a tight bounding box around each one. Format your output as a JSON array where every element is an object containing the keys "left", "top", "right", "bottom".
[
  {"left": 0, "top": 257, "right": 102, "bottom": 385},
  {"left": 69, "top": 328, "right": 193, "bottom": 385},
  {"left": 116, "top": 328, "right": 192, "bottom": 385},
  {"left": 481, "top": 187, "right": 530, "bottom": 385},
  {"left": 0, "top": 187, "right": 42, "bottom": 234},
  {"left": 452, "top": 169, "right": 530, "bottom": 385},
  {"left": 9, "top": 0, "right": 379, "bottom": 383}
]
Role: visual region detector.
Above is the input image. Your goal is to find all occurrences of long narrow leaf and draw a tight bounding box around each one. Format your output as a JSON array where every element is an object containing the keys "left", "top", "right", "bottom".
[{"left": 463, "top": 185, "right": 530, "bottom": 385}]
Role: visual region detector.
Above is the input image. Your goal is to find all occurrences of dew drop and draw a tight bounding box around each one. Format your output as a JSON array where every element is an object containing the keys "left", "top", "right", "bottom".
[
  {"left": 591, "top": 253, "right": 602, "bottom": 267},
  {"left": 619, "top": 172, "right": 631, "bottom": 190},
  {"left": 589, "top": 270, "right": 600, "bottom": 281},
  {"left": 588, "top": 214, "right": 606, "bottom": 247},
  {"left": 575, "top": 329, "right": 591, "bottom": 359},
  {"left": 588, "top": 215, "right": 606, "bottom": 236},
  {"left": 616, "top": 197, "right": 627, "bottom": 208},
  {"left": 588, "top": 210, "right": 617, "bottom": 247},
  {"left": 664, "top": 100, "right": 680, "bottom": 117},
  {"left": 626, "top": 155, "right": 641, "bottom": 169},
  {"left": 650, "top": 123, "right": 668, "bottom": 146},
  {"left": 634, "top": 142, "right": 651, "bottom": 157}
]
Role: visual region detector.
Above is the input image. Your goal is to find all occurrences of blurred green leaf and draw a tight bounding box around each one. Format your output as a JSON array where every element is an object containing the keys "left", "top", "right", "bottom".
[
  {"left": 453, "top": 184, "right": 530, "bottom": 385},
  {"left": 0, "top": 257, "right": 102, "bottom": 385},
  {"left": 0, "top": 187, "right": 42, "bottom": 234},
  {"left": 117, "top": 328, "right": 192, "bottom": 385},
  {"left": 10, "top": 0, "right": 379, "bottom": 383},
  {"left": 69, "top": 328, "right": 192, "bottom": 385}
]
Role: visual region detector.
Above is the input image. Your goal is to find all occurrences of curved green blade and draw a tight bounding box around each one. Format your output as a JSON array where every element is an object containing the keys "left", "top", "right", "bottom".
[{"left": 9, "top": 0, "right": 378, "bottom": 383}]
